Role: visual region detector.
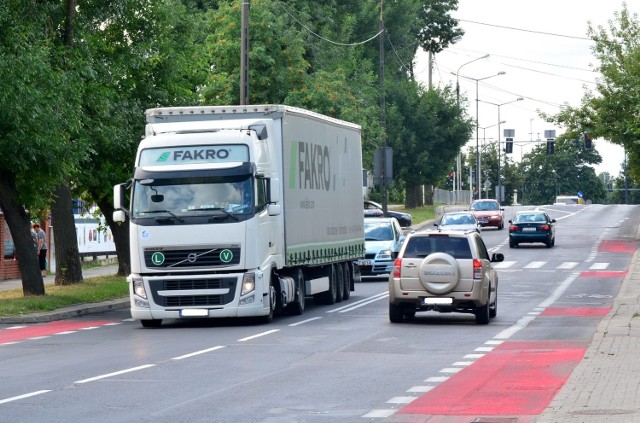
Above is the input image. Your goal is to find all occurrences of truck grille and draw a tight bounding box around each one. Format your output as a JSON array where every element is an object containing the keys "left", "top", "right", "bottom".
[
  {"left": 149, "top": 277, "right": 237, "bottom": 307},
  {"left": 144, "top": 247, "right": 241, "bottom": 269}
]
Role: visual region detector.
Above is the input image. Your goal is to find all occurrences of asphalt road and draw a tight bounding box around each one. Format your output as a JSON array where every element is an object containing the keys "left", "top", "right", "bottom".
[{"left": 0, "top": 203, "right": 636, "bottom": 422}]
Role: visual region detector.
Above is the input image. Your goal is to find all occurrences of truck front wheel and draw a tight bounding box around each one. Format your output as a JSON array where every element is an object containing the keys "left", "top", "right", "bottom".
[{"left": 287, "top": 268, "right": 305, "bottom": 315}]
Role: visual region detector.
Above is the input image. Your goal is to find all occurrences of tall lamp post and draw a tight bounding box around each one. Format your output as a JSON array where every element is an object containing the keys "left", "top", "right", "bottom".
[
  {"left": 454, "top": 54, "right": 489, "bottom": 198},
  {"left": 479, "top": 121, "right": 506, "bottom": 149},
  {"left": 480, "top": 97, "right": 524, "bottom": 201},
  {"left": 456, "top": 71, "right": 506, "bottom": 199}
]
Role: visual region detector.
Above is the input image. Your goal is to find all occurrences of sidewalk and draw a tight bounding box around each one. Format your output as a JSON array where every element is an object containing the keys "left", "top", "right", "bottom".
[{"left": 0, "top": 263, "right": 129, "bottom": 324}]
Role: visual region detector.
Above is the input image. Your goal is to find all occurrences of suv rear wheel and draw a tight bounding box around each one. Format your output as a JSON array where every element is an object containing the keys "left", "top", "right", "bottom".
[
  {"left": 389, "top": 303, "right": 404, "bottom": 323},
  {"left": 475, "top": 288, "right": 491, "bottom": 324}
]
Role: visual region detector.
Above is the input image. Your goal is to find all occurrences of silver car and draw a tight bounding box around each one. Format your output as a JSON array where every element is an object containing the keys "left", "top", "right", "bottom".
[{"left": 434, "top": 211, "right": 481, "bottom": 233}]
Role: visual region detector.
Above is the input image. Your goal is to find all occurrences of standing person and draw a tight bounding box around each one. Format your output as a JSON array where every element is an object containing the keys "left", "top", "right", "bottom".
[{"left": 33, "top": 223, "right": 48, "bottom": 277}]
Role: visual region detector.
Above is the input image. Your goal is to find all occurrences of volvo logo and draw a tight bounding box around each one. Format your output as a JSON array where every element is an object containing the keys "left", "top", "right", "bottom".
[{"left": 187, "top": 253, "right": 197, "bottom": 263}]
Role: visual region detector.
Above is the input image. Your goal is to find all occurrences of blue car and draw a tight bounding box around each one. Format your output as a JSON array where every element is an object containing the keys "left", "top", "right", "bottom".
[{"left": 508, "top": 211, "right": 556, "bottom": 248}]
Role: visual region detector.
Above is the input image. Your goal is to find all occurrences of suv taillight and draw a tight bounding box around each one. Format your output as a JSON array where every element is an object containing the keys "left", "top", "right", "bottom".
[
  {"left": 392, "top": 258, "right": 402, "bottom": 278},
  {"left": 473, "top": 259, "right": 483, "bottom": 280}
]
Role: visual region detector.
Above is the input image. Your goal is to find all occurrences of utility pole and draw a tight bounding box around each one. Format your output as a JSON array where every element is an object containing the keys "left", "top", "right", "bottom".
[
  {"left": 240, "top": 0, "right": 250, "bottom": 105},
  {"left": 379, "top": 0, "right": 387, "bottom": 214}
]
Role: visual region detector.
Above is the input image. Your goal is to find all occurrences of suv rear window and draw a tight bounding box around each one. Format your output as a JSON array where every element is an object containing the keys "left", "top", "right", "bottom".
[{"left": 403, "top": 235, "right": 472, "bottom": 259}]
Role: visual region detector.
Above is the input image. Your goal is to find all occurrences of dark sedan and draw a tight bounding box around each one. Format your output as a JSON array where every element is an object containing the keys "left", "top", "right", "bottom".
[
  {"left": 363, "top": 200, "right": 413, "bottom": 227},
  {"left": 508, "top": 211, "right": 556, "bottom": 248}
]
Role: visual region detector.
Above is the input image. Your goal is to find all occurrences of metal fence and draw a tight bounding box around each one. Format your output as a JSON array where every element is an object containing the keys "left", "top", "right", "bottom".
[{"left": 433, "top": 188, "right": 472, "bottom": 205}]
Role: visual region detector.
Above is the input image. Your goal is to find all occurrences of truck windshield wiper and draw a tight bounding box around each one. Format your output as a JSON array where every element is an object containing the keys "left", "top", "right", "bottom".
[
  {"left": 195, "top": 207, "right": 239, "bottom": 222},
  {"left": 140, "top": 209, "right": 185, "bottom": 223}
]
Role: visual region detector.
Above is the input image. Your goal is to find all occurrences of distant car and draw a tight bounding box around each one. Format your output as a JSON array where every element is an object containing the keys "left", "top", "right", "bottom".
[
  {"left": 508, "top": 211, "right": 556, "bottom": 248},
  {"left": 389, "top": 229, "right": 503, "bottom": 324},
  {"left": 435, "top": 211, "right": 481, "bottom": 233},
  {"left": 469, "top": 199, "right": 504, "bottom": 229},
  {"left": 354, "top": 217, "right": 405, "bottom": 278},
  {"left": 363, "top": 200, "right": 412, "bottom": 227}
]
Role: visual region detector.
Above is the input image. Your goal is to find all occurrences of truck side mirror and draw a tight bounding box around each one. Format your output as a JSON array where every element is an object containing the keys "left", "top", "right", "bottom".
[{"left": 113, "top": 182, "right": 129, "bottom": 222}]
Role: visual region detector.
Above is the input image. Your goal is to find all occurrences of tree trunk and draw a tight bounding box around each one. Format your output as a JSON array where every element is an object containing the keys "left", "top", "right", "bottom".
[
  {"left": 0, "top": 172, "right": 45, "bottom": 295},
  {"left": 51, "top": 182, "right": 83, "bottom": 285},
  {"left": 93, "top": 191, "right": 130, "bottom": 276},
  {"left": 424, "top": 184, "right": 434, "bottom": 205},
  {"left": 404, "top": 183, "right": 423, "bottom": 208}
]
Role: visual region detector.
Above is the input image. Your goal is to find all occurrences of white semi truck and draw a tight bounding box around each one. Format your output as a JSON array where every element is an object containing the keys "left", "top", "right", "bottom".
[{"left": 113, "top": 105, "right": 364, "bottom": 327}]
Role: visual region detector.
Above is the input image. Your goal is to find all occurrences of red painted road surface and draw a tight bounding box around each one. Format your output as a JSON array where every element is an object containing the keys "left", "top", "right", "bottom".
[
  {"left": 399, "top": 341, "right": 587, "bottom": 416},
  {"left": 540, "top": 307, "right": 611, "bottom": 317},
  {"left": 0, "top": 320, "right": 117, "bottom": 345},
  {"left": 598, "top": 240, "right": 637, "bottom": 254}
]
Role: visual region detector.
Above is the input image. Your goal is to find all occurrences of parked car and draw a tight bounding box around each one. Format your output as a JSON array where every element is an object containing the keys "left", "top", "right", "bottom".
[
  {"left": 508, "top": 211, "right": 556, "bottom": 248},
  {"left": 434, "top": 211, "right": 481, "bottom": 233},
  {"left": 363, "top": 200, "right": 412, "bottom": 227},
  {"left": 469, "top": 199, "right": 504, "bottom": 229},
  {"left": 355, "top": 217, "right": 405, "bottom": 278},
  {"left": 389, "top": 229, "right": 503, "bottom": 324}
]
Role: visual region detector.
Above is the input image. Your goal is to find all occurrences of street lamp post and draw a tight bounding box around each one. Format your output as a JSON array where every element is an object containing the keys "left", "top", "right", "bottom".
[
  {"left": 456, "top": 71, "right": 506, "bottom": 199},
  {"left": 454, "top": 54, "right": 489, "bottom": 199},
  {"left": 479, "top": 97, "right": 524, "bottom": 201}
]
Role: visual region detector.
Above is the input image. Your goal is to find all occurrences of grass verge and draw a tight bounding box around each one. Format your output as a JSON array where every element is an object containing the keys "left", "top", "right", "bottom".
[{"left": 0, "top": 275, "right": 128, "bottom": 317}]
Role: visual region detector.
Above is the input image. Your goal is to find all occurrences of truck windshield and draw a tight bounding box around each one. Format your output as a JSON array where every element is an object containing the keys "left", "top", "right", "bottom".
[{"left": 132, "top": 175, "right": 254, "bottom": 221}]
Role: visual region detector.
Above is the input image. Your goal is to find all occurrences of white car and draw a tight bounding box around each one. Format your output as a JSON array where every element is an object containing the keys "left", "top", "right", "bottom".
[
  {"left": 434, "top": 211, "right": 481, "bottom": 233},
  {"left": 354, "top": 217, "right": 405, "bottom": 278}
]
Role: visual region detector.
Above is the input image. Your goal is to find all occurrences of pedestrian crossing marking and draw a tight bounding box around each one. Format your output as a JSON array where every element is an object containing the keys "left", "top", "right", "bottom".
[
  {"left": 589, "top": 262, "right": 609, "bottom": 270},
  {"left": 524, "top": 261, "right": 546, "bottom": 269},
  {"left": 557, "top": 262, "right": 579, "bottom": 269},
  {"left": 493, "top": 261, "right": 516, "bottom": 269}
]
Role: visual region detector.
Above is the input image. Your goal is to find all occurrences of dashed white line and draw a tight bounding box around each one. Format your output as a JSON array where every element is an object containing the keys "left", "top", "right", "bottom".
[
  {"left": 74, "top": 364, "right": 156, "bottom": 384},
  {"left": 386, "top": 396, "right": 416, "bottom": 404},
  {"left": 172, "top": 346, "right": 225, "bottom": 360},
  {"left": 237, "top": 329, "right": 279, "bottom": 342},
  {"left": 288, "top": 317, "right": 322, "bottom": 326},
  {"left": 0, "top": 390, "right": 51, "bottom": 405}
]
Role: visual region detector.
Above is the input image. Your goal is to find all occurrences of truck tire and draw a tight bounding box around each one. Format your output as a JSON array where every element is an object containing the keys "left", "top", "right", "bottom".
[
  {"left": 286, "top": 268, "right": 305, "bottom": 316},
  {"left": 260, "top": 283, "right": 277, "bottom": 324},
  {"left": 140, "top": 319, "right": 162, "bottom": 328},
  {"left": 335, "top": 263, "right": 344, "bottom": 303},
  {"left": 316, "top": 264, "right": 337, "bottom": 305},
  {"left": 342, "top": 262, "right": 352, "bottom": 300}
]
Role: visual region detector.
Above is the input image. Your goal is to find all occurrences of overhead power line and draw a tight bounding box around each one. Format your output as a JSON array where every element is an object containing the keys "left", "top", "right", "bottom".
[
  {"left": 275, "top": 1, "right": 382, "bottom": 46},
  {"left": 457, "top": 19, "right": 592, "bottom": 41}
]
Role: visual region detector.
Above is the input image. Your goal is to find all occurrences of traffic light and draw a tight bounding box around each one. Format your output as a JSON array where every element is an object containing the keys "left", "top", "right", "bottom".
[
  {"left": 505, "top": 137, "right": 513, "bottom": 154},
  {"left": 546, "top": 139, "right": 555, "bottom": 154},
  {"left": 584, "top": 133, "right": 592, "bottom": 149}
]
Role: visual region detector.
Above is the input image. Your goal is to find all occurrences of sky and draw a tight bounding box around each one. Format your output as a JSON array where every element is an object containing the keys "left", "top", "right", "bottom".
[{"left": 413, "top": 0, "right": 638, "bottom": 177}]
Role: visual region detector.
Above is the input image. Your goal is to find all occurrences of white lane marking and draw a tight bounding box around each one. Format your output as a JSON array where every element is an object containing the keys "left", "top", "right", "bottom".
[
  {"left": 485, "top": 340, "right": 503, "bottom": 345},
  {"left": 590, "top": 262, "right": 609, "bottom": 270},
  {"left": 425, "top": 376, "right": 449, "bottom": 383},
  {"left": 288, "top": 317, "right": 322, "bottom": 327},
  {"left": 327, "top": 292, "right": 388, "bottom": 313},
  {"left": 493, "top": 261, "right": 516, "bottom": 269},
  {"left": 558, "top": 262, "right": 579, "bottom": 269},
  {"left": 74, "top": 364, "right": 156, "bottom": 384},
  {"left": 29, "top": 336, "right": 50, "bottom": 340},
  {"left": 386, "top": 396, "right": 416, "bottom": 404},
  {"left": 475, "top": 346, "right": 494, "bottom": 352},
  {"left": 453, "top": 361, "right": 474, "bottom": 366},
  {"left": 6, "top": 326, "right": 26, "bottom": 330},
  {"left": 464, "top": 353, "right": 485, "bottom": 359},
  {"left": 336, "top": 293, "right": 389, "bottom": 313},
  {"left": 55, "top": 331, "right": 77, "bottom": 335},
  {"left": 0, "top": 390, "right": 51, "bottom": 405},
  {"left": 172, "top": 346, "right": 225, "bottom": 360},
  {"left": 362, "top": 409, "right": 395, "bottom": 418},
  {"left": 237, "top": 329, "right": 279, "bottom": 342},
  {"left": 79, "top": 327, "right": 99, "bottom": 330},
  {"left": 524, "top": 261, "right": 546, "bottom": 269},
  {"left": 440, "top": 368, "right": 462, "bottom": 374},
  {"left": 407, "top": 386, "right": 434, "bottom": 393}
]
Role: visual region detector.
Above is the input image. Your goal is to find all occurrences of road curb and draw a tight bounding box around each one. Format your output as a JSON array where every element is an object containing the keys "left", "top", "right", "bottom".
[{"left": 0, "top": 298, "right": 129, "bottom": 324}]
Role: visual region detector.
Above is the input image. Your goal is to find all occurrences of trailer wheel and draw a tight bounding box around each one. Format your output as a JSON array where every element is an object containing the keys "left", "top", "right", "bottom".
[
  {"left": 342, "top": 262, "right": 352, "bottom": 300},
  {"left": 287, "top": 268, "right": 305, "bottom": 315},
  {"left": 335, "top": 263, "right": 344, "bottom": 303},
  {"left": 316, "top": 264, "right": 337, "bottom": 305}
]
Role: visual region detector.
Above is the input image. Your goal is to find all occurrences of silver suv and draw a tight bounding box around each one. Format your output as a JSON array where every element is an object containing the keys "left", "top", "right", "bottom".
[{"left": 388, "top": 230, "right": 504, "bottom": 324}]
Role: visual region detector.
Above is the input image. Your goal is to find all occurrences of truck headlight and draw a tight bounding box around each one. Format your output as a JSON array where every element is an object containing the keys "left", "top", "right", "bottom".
[
  {"left": 241, "top": 273, "right": 255, "bottom": 296},
  {"left": 132, "top": 277, "right": 147, "bottom": 299}
]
